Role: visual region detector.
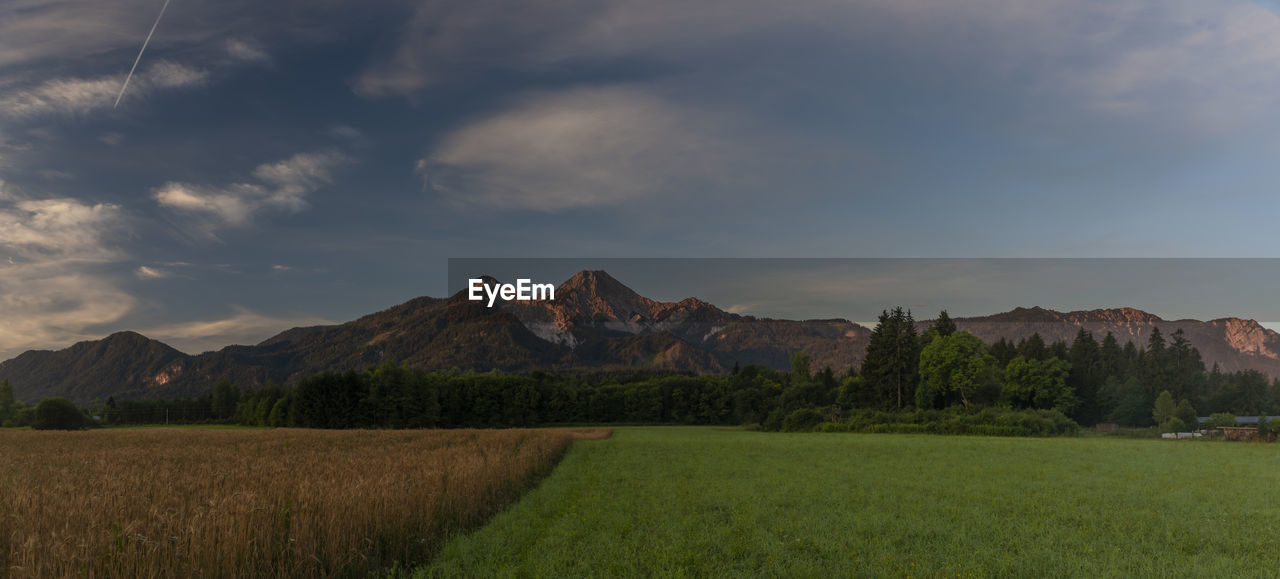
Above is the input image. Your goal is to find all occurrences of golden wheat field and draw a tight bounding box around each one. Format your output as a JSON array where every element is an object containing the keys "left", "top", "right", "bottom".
[{"left": 0, "top": 427, "right": 609, "bottom": 578}]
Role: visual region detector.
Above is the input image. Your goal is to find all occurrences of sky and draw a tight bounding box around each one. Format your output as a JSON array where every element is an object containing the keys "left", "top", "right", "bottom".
[{"left": 5, "top": 0, "right": 1280, "bottom": 360}]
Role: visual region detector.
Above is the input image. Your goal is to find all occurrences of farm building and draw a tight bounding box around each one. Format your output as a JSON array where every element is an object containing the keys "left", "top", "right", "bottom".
[{"left": 1196, "top": 416, "right": 1273, "bottom": 425}]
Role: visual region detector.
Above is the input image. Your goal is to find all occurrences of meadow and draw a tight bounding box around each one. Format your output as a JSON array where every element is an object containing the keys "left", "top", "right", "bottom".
[
  {"left": 0, "top": 427, "right": 607, "bottom": 577},
  {"left": 422, "top": 428, "right": 1280, "bottom": 577}
]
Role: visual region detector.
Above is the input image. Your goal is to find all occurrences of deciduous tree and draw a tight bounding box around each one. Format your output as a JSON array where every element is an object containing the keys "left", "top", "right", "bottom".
[
  {"left": 1003, "top": 356, "right": 1076, "bottom": 414},
  {"left": 917, "top": 331, "right": 999, "bottom": 413},
  {"left": 32, "top": 397, "right": 84, "bottom": 430},
  {"left": 1153, "top": 390, "right": 1176, "bottom": 430}
]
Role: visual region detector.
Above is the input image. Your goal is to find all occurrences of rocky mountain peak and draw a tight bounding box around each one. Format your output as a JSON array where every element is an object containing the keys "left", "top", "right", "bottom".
[
  {"left": 554, "top": 270, "right": 658, "bottom": 320},
  {"left": 559, "top": 270, "right": 639, "bottom": 298},
  {"left": 1213, "top": 317, "right": 1278, "bottom": 359},
  {"left": 1079, "top": 307, "right": 1163, "bottom": 324}
]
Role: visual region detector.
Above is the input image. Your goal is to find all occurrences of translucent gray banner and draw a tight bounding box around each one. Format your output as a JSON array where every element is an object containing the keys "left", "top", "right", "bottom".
[{"left": 447, "top": 258, "right": 1280, "bottom": 328}]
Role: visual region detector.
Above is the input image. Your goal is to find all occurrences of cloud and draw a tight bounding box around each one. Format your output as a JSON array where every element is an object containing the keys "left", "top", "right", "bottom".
[
  {"left": 153, "top": 150, "right": 350, "bottom": 229},
  {"left": 352, "top": 0, "right": 789, "bottom": 97},
  {"left": 418, "top": 86, "right": 750, "bottom": 211},
  {"left": 141, "top": 306, "right": 334, "bottom": 354},
  {"left": 225, "top": 38, "right": 270, "bottom": 64},
  {"left": 143, "top": 60, "right": 209, "bottom": 89},
  {"left": 1055, "top": 2, "right": 1280, "bottom": 132},
  {"left": 328, "top": 125, "right": 365, "bottom": 143},
  {"left": 38, "top": 170, "right": 74, "bottom": 181},
  {"left": 0, "top": 61, "right": 208, "bottom": 118},
  {"left": 153, "top": 182, "right": 262, "bottom": 226},
  {"left": 359, "top": 0, "right": 1280, "bottom": 138},
  {"left": 0, "top": 267, "right": 137, "bottom": 360},
  {"left": 252, "top": 151, "right": 346, "bottom": 205},
  {"left": 0, "top": 192, "right": 134, "bottom": 360},
  {"left": 0, "top": 197, "right": 127, "bottom": 260},
  {"left": 135, "top": 265, "right": 169, "bottom": 279},
  {"left": 0, "top": 0, "right": 263, "bottom": 71},
  {"left": 0, "top": 75, "right": 119, "bottom": 117},
  {"left": 99, "top": 132, "right": 124, "bottom": 146},
  {"left": 0, "top": 0, "right": 157, "bottom": 71}
]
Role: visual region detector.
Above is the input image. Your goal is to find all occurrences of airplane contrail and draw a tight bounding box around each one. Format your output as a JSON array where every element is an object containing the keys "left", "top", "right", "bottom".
[{"left": 114, "top": 0, "right": 173, "bottom": 109}]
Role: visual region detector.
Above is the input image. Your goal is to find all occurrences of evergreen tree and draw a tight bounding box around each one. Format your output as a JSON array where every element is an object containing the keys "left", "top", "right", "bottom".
[
  {"left": 1121, "top": 341, "right": 1141, "bottom": 379},
  {"left": 212, "top": 381, "right": 241, "bottom": 421},
  {"left": 1067, "top": 328, "right": 1103, "bottom": 425},
  {"left": 1166, "top": 328, "right": 1206, "bottom": 404},
  {"left": 104, "top": 396, "right": 118, "bottom": 425},
  {"left": 860, "top": 307, "right": 921, "bottom": 409},
  {"left": 1231, "top": 370, "right": 1270, "bottom": 416},
  {"left": 990, "top": 338, "right": 1018, "bottom": 368},
  {"left": 1017, "top": 333, "right": 1048, "bottom": 361},
  {"left": 1140, "top": 327, "right": 1167, "bottom": 395},
  {"left": 932, "top": 310, "right": 957, "bottom": 337},
  {"left": 1107, "top": 377, "right": 1154, "bottom": 427},
  {"left": 1098, "top": 332, "right": 1123, "bottom": 380},
  {"left": 1048, "top": 340, "right": 1069, "bottom": 360},
  {"left": 1258, "top": 414, "right": 1273, "bottom": 440}
]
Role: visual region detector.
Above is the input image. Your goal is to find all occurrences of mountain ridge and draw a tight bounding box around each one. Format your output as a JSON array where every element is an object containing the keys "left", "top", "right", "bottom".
[{"left": 4, "top": 271, "right": 1280, "bottom": 403}]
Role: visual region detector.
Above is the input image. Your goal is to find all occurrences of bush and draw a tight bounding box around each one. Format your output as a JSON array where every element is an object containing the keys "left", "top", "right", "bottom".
[
  {"left": 781, "top": 408, "right": 825, "bottom": 432},
  {"left": 32, "top": 397, "right": 85, "bottom": 430},
  {"left": 762, "top": 408, "right": 785, "bottom": 432},
  {"left": 1258, "top": 416, "right": 1272, "bottom": 440},
  {"left": 836, "top": 406, "right": 1078, "bottom": 437}
]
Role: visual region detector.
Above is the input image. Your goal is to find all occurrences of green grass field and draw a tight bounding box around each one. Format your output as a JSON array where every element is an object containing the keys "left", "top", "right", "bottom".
[{"left": 420, "top": 427, "right": 1280, "bottom": 577}]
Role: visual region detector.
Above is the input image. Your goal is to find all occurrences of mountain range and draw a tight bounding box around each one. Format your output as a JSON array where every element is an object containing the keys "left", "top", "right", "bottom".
[{"left": 2, "top": 270, "right": 1278, "bottom": 403}]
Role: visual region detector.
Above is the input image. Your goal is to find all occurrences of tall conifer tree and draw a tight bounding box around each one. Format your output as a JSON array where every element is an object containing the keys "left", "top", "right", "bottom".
[{"left": 860, "top": 307, "right": 921, "bottom": 409}]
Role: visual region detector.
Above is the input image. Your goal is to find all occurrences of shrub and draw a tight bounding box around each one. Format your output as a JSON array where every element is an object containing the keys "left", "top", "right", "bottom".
[
  {"left": 1257, "top": 415, "right": 1272, "bottom": 440},
  {"left": 839, "top": 406, "right": 1078, "bottom": 437},
  {"left": 32, "top": 397, "right": 85, "bottom": 431},
  {"left": 781, "top": 408, "right": 825, "bottom": 432},
  {"left": 762, "top": 408, "right": 785, "bottom": 432}
]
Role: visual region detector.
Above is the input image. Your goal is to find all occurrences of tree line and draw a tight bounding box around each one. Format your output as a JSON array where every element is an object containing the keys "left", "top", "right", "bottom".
[
  {"left": 6, "top": 307, "right": 1280, "bottom": 433},
  {"left": 845, "top": 308, "right": 1280, "bottom": 430}
]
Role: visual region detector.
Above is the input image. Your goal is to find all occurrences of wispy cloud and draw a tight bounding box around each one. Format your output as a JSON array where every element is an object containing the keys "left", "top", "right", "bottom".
[
  {"left": 353, "top": 0, "right": 793, "bottom": 97},
  {"left": 225, "top": 38, "right": 270, "bottom": 64},
  {"left": 98, "top": 132, "right": 124, "bottom": 147},
  {"left": 135, "top": 265, "right": 169, "bottom": 279},
  {"left": 360, "top": 0, "right": 1280, "bottom": 139},
  {"left": 0, "top": 61, "right": 207, "bottom": 118},
  {"left": 141, "top": 306, "right": 334, "bottom": 354},
  {"left": 419, "top": 86, "right": 751, "bottom": 211},
  {"left": 0, "top": 189, "right": 134, "bottom": 359},
  {"left": 0, "top": 197, "right": 127, "bottom": 260},
  {"left": 153, "top": 150, "right": 350, "bottom": 231}
]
